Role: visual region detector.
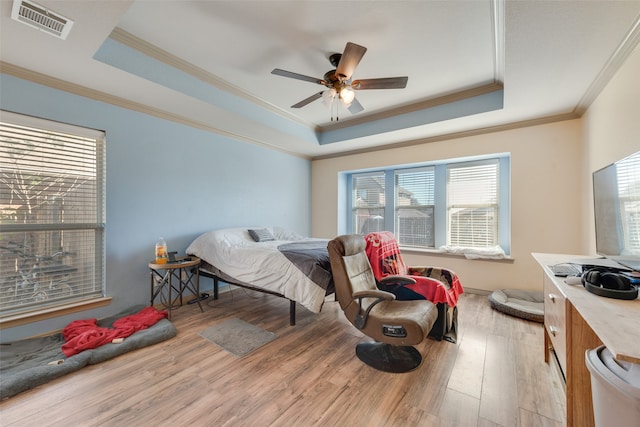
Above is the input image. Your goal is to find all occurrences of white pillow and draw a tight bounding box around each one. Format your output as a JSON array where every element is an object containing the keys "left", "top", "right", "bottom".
[{"left": 272, "top": 226, "right": 304, "bottom": 241}]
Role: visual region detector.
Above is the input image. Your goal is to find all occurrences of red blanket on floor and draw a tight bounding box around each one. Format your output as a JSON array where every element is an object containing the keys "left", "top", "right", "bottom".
[
  {"left": 365, "top": 231, "right": 463, "bottom": 306},
  {"left": 61, "top": 306, "right": 168, "bottom": 357}
]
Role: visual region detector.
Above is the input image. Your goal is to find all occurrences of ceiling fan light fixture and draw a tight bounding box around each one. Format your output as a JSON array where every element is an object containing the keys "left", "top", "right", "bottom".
[
  {"left": 322, "top": 88, "right": 337, "bottom": 107},
  {"left": 339, "top": 86, "right": 355, "bottom": 104},
  {"left": 272, "top": 41, "right": 407, "bottom": 119}
]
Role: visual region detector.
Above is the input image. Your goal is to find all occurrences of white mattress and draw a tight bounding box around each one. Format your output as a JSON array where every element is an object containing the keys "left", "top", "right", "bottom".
[{"left": 186, "top": 227, "right": 328, "bottom": 313}]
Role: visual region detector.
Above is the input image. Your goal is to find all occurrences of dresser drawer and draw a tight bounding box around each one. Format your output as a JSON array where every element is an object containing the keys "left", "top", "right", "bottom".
[{"left": 544, "top": 275, "right": 567, "bottom": 374}]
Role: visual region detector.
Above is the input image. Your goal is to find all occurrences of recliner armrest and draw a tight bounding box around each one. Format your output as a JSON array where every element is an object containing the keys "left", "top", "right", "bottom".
[
  {"left": 353, "top": 289, "right": 396, "bottom": 301},
  {"left": 379, "top": 275, "right": 417, "bottom": 286},
  {"left": 351, "top": 289, "right": 395, "bottom": 330}
]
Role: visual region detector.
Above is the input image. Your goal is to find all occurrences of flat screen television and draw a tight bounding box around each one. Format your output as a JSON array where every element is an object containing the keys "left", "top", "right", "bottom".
[{"left": 593, "top": 150, "right": 640, "bottom": 272}]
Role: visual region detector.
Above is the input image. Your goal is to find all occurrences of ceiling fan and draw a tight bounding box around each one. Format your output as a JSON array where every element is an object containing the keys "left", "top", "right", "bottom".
[{"left": 271, "top": 42, "right": 408, "bottom": 118}]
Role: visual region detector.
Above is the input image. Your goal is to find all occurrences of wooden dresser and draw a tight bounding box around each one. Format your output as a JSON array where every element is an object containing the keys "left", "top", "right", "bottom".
[{"left": 533, "top": 253, "right": 640, "bottom": 427}]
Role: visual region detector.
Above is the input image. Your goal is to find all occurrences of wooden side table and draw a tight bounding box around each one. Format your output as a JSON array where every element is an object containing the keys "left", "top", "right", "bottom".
[{"left": 149, "top": 256, "right": 204, "bottom": 318}]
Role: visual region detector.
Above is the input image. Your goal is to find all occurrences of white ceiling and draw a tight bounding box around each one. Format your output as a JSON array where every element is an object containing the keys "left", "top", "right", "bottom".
[{"left": 1, "top": 0, "right": 640, "bottom": 158}]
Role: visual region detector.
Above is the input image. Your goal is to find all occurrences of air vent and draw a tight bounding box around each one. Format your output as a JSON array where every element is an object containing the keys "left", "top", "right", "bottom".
[{"left": 11, "top": 0, "right": 74, "bottom": 40}]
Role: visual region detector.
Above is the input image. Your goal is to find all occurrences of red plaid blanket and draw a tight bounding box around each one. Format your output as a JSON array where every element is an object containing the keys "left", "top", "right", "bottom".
[{"left": 365, "top": 231, "right": 463, "bottom": 306}]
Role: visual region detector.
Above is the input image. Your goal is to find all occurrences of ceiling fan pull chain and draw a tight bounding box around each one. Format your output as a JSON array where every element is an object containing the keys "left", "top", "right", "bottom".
[{"left": 331, "top": 97, "right": 336, "bottom": 121}]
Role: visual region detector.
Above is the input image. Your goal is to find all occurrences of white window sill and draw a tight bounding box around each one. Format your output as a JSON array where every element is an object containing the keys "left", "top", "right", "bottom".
[
  {"left": 0, "top": 297, "right": 112, "bottom": 330},
  {"left": 400, "top": 246, "right": 514, "bottom": 262}
]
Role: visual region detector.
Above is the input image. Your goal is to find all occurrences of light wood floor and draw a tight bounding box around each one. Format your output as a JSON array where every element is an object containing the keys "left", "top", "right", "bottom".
[{"left": 0, "top": 290, "right": 566, "bottom": 426}]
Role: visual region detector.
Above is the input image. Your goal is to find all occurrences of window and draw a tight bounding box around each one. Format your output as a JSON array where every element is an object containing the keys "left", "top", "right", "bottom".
[
  {"left": 352, "top": 171, "right": 386, "bottom": 235},
  {"left": 395, "top": 167, "right": 434, "bottom": 247},
  {"left": 447, "top": 160, "right": 498, "bottom": 248},
  {"left": 347, "top": 155, "right": 510, "bottom": 253},
  {"left": 616, "top": 151, "right": 640, "bottom": 253},
  {"left": 0, "top": 111, "right": 106, "bottom": 317}
]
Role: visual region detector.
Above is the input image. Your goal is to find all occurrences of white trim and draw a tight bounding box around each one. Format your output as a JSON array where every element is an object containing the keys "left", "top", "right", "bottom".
[{"left": 0, "top": 109, "right": 104, "bottom": 139}]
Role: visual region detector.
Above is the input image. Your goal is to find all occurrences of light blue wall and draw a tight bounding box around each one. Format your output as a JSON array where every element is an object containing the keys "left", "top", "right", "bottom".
[{"left": 0, "top": 74, "right": 312, "bottom": 341}]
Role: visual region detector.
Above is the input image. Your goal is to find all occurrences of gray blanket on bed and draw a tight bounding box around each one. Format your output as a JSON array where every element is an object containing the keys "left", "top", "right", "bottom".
[
  {"left": 277, "top": 240, "right": 333, "bottom": 291},
  {"left": 0, "top": 305, "right": 177, "bottom": 400}
]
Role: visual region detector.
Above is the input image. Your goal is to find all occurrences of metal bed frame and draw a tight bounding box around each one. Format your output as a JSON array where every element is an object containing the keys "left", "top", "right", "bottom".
[{"left": 199, "top": 268, "right": 297, "bottom": 325}]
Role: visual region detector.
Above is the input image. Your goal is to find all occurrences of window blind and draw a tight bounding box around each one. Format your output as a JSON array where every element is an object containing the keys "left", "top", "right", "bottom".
[
  {"left": 616, "top": 151, "right": 640, "bottom": 253},
  {"left": 447, "top": 160, "right": 499, "bottom": 248},
  {"left": 0, "top": 112, "right": 105, "bottom": 316},
  {"left": 346, "top": 155, "right": 509, "bottom": 252},
  {"left": 395, "top": 167, "right": 435, "bottom": 247},
  {"left": 352, "top": 171, "right": 385, "bottom": 235}
]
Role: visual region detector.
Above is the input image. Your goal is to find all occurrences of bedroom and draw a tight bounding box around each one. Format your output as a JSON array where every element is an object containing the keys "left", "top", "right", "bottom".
[{"left": 1, "top": 0, "right": 639, "bottom": 424}]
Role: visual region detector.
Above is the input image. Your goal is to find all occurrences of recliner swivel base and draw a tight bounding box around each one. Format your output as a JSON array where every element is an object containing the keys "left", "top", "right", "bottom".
[{"left": 355, "top": 341, "right": 422, "bottom": 373}]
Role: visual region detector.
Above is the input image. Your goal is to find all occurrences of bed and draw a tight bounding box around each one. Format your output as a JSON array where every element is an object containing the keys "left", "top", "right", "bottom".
[{"left": 186, "top": 227, "right": 334, "bottom": 325}]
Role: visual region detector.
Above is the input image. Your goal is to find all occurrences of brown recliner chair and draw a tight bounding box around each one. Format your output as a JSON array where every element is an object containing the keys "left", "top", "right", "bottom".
[{"left": 327, "top": 234, "right": 439, "bottom": 373}]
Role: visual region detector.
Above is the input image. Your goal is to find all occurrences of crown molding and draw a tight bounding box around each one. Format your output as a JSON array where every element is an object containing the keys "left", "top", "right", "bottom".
[
  {"left": 492, "top": 0, "right": 505, "bottom": 84},
  {"left": 574, "top": 12, "right": 640, "bottom": 115},
  {"left": 318, "top": 81, "right": 503, "bottom": 133},
  {"left": 311, "top": 112, "right": 580, "bottom": 161}
]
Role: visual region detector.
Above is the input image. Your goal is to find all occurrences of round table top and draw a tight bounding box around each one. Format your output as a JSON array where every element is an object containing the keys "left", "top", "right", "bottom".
[{"left": 148, "top": 256, "right": 200, "bottom": 270}]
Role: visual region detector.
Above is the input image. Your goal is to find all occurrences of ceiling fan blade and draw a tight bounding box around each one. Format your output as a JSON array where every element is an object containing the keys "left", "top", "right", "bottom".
[
  {"left": 352, "top": 77, "right": 408, "bottom": 90},
  {"left": 271, "top": 69, "right": 326, "bottom": 85},
  {"left": 347, "top": 98, "right": 364, "bottom": 114},
  {"left": 291, "top": 91, "right": 324, "bottom": 108},
  {"left": 336, "top": 42, "right": 367, "bottom": 81}
]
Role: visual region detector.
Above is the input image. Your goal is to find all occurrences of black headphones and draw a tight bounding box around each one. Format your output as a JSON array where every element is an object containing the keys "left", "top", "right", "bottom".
[{"left": 581, "top": 268, "right": 638, "bottom": 300}]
